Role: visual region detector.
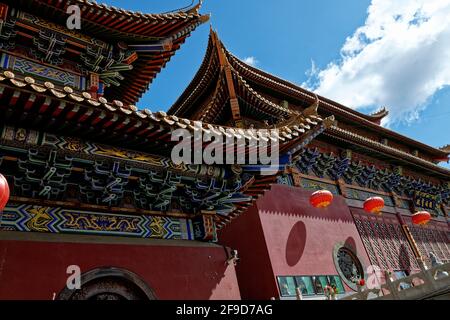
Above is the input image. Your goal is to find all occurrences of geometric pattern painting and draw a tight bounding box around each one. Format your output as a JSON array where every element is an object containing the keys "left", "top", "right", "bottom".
[
  {"left": 407, "top": 222, "right": 450, "bottom": 265},
  {"left": 0, "top": 204, "right": 194, "bottom": 241},
  {"left": 299, "top": 178, "right": 340, "bottom": 195},
  {"left": 1, "top": 53, "right": 86, "bottom": 89},
  {"left": 276, "top": 174, "right": 294, "bottom": 186},
  {"left": 346, "top": 188, "right": 394, "bottom": 206},
  {"left": 352, "top": 211, "right": 420, "bottom": 271},
  {"left": 192, "top": 215, "right": 217, "bottom": 242},
  {"left": 1, "top": 125, "right": 204, "bottom": 176}
]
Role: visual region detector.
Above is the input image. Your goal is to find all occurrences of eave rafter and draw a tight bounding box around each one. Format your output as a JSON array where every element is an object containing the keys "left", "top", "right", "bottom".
[
  {"left": 4, "top": 0, "right": 210, "bottom": 105},
  {"left": 170, "top": 29, "right": 290, "bottom": 124},
  {"left": 326, "top": 127, "right": 450, "bottom": 178},
  {"left": 171, "top": 34, "right": 220, "bottom": 117},
  {"left": 0, "top": 70, "right": 331, "bottom": 155},
  {"left": 0, "top": 68, "right": 337, "bottom": 225},
  {"left": 208, "top": 28, "right": 242, "bottom": 127},
  {"left": 198, "top": 70, "right": 227, "bottom": 122},
  {"left": 223, "top": 48, "right": 448, "bottom": 164},
  {"left": 197, "top": 67, "right": 292, "bottom": 124},
  {"left": 168, "top": 29, "right": 450, "bottom": 177}
]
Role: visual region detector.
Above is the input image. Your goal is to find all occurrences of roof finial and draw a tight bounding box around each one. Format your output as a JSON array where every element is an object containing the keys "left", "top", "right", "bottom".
[
  {"left": 370, "top": 106, "right": 389, "bottom": 118},
  {"left": 367, "top": 106, "right": 389, "bottom": 125},
  {"left": 188, "top": 0, "right": 207, "bottom": 13},
  {"left": 439, "top": 144, "right": 450, "bottom": 153},
  {"left": 323, "top": 115, "right": 337, "bottom": 129},
  {"left": 303, "top": 93, "right": 320, "bottom": 117}
]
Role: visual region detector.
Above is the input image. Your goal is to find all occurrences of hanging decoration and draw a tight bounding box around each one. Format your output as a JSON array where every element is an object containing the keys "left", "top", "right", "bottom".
[
  {"left": 310, "top": 190, "right": 333, "bottom": 208},
  {"left": 363, "top": 197, "right": 385, "bottom": 215},
  {"left": 412, "top": 211, "right": 431, "bottom": 225},
  {"left": 0, "top": 173, "right": 10, "bottom": 211}
]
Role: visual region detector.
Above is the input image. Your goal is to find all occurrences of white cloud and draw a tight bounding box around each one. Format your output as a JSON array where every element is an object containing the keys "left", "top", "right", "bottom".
[
  {"left": 242, "top": 56, "right": 258, "bottom": 66},
  {"left": 304, "top": 0, "right": 450, "bottom": 125}
]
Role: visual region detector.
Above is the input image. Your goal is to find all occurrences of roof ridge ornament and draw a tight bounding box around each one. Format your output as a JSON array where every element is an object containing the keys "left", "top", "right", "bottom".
[
  {"left": 186, "top": 0, "right": 205, "bottom": 14},
  {"left": 367, "top": 106, "right": 389, "bottom": 125},
  {"left": 302, "top": 93, "right": 320, "bottom": 117},
  {"left": 370, "top": 106, "right": 389, "bottom": 117},
  {"left": 323, "top": 115, "right": 337, "bottom": 129},
  {"left": 439, "top": 144, "right": 450, "bottom": 153}
]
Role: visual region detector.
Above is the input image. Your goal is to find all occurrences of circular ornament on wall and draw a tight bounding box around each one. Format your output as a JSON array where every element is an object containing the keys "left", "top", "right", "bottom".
[{"left": 332, "top": 243, "right": 365, "bottom": 291}]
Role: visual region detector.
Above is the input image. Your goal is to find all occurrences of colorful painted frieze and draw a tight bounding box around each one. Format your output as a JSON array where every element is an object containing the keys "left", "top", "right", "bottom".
[
  {"left": 1, "top": 53, "right": 86, "bottom": 89},
  {"left": 345, "top": 188, "right": 394, "bottom": 207},
  {"left": 0, "top": 203, "right": 195, "bottom": 241},
  {"left": 299, "top": 177, "right": 340, "bottom": 195}
]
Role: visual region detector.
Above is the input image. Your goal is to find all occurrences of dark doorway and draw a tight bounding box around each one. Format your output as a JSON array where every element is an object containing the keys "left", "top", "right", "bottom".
[{"left": 57, "top": 267, "right": 156, "bottom": 300}]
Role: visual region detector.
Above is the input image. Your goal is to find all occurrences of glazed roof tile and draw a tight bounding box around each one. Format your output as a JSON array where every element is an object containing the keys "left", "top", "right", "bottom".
[
  {"left": 169, "top": 30, "right": 449, "bottom": 171},
  {"left": 224, "top": 49, "right": 448, "bottom": 160},
  {"left": 10, "top": 0, "right": 210, "bottom": 105},
  {"left": 0, "top": 70, "right": 334, "bottom": 146},
  {"left": 328, "top": 127, "right": 450, "bottom": 176}
]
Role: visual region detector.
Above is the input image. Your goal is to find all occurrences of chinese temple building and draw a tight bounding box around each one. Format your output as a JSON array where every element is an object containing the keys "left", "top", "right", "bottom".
[
  {"left": 0, "top": 0, "right": 448, "bottom": 300},
  {"left": 169, "top": 30, "right": 450, "bottom": 299}
]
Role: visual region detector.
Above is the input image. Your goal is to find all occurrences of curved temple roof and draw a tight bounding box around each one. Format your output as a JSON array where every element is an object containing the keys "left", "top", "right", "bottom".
[
  {"left": 222, "top": 44, "right": 449, "bottom": 163},
  {"left": 6, "top": 0, "right": 210, "bottom": 105},
  {"left": 0, "top": 6, "right": 448, "bottom": 226},
  {"left": 0, "top": 69, "right": 334, "bottom": 149},
  {"left": 0, "top": 68, "right": 337, "bottom": 225},
  {"left": 169, "top": 29, "right": 450, "bottom": 177}
]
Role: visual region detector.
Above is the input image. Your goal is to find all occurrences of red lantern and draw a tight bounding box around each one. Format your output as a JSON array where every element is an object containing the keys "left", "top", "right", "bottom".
[
  {"left": 310, "top": 190, "right": 333, "bottom": 208},
  {"left": 363, "top": 197, "right": 385, "bottom": 214},
  {"left": 0, "top": 173, "right": 10, "bottom": 211},
  {"left": 359, "top": 279, "right": 365, "bottom": 286},
  {"left": 412, "top": 211, "right": 431, "bottom": 225}
]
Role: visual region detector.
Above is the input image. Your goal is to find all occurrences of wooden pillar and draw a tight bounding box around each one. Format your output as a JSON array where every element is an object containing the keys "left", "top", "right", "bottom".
[
  {"left": 89, "top": 73, "right": 99, "bottom": 100},
  {"left": 336, "top": 178, "right": 347, "bottom": 197},
  {"left": 287, "top": 166, "right": 301, "bottom": 187},
  {"left": 0, "top": 3, "right": 8, "bottom": 21},
  {"left": 442, "top": 203, "right": 450, "bottom": 228},
  {"left": 390, "top": 192, "right": 427, "bottom": 272}
]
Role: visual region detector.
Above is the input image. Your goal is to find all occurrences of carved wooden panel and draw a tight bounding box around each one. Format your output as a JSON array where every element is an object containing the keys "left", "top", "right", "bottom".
[
  {"left": 352, "top": 211, "right": 419, "bottom": 271},
  {"left": 407, "top": 221, "right": 450, "bottom": 264}
]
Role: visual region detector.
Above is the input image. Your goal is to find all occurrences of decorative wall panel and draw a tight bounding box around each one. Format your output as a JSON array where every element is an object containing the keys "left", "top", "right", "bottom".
[
  {"left": 352, "top": 211, "right": 419, "bottom": 271},
  {"left": 299, "top": 178, "right": 339, "bottom": 195},
  {"left": 0, "top": 125, "right": 211, "bottom": 177},
  {"left": 1, "top": 53, "right": 86, "bottom": 89},
  {"left": 0, "top": 203, "right": 195, "bottom": 240},
  {"left": 193, "top": 215, "right": 217, "bottom": 242},
  {"left": 346, "top": 188, "right": 394, "bottom": 206},
  {"left": 407, "top": 222, "right": 450, "bottom": 264}
]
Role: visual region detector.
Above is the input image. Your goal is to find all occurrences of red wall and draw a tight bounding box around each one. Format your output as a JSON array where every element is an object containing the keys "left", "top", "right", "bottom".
[
  {"left": 258, "top": 185, "right": 371, "bottom": 277},
  {"left": 219, "top": 184, "right": 371, "bottom": 298},
  {"left": 218, "top": 205, "right": 279, "bottom": 300},
  {"left": 0, "top": 238, "right": 241, "bottom": 300}
]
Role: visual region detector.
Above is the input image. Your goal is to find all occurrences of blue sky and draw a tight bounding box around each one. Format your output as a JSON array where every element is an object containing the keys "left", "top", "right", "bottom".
[{"left": 103, "top": 0, "right": 450, "bottom": 168}]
